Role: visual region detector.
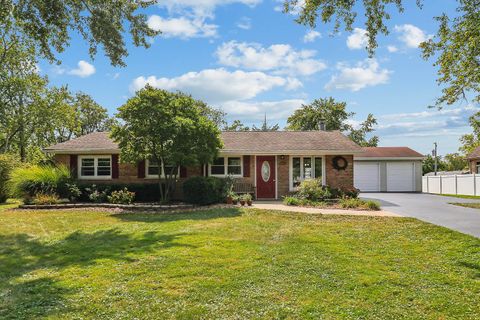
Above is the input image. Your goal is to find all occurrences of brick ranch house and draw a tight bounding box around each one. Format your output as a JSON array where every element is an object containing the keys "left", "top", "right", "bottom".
[
  {"left": 467, "top": 146, "right": 480, "bottom": 173},
  {"left": 44, "top": 131, "right": 363, "bottom": 200}
]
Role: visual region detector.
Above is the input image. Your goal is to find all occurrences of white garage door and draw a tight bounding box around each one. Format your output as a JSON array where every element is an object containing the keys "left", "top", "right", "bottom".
[
  {"left": 354, "top": 162, "right": 380, "bottom": 191},
  {"left": 386, "top": 162, "right": 415, "bottom": 192}
]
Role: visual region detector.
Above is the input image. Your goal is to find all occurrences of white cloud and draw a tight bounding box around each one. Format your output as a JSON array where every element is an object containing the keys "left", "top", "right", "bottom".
[
  {"left": 223, "top": 99, "right": 305, "bottom": 121},
  {"left": 147, "top": 15, "right": 217, "bottom": 38},
  {"left": 68, "top": 60, "right": 95, "bottom": 78},
  {"left": 376, "top": 105, "right": 480, "bottom": 138},
  {"left": 394, "top": 24, "right": 431, "bottom": 48},
  {"left": 275, "top": 0, "right": 305, "bottom": 15},
  {"left": 216, "top": 41, "right": 327, "bottom": 76},
  {"left": 325, "top": 59, "right": 391, "bottom": 91},
  {"left": 346, "top": 28, "right": 368, "bottom": 50},
  {"left": 387, "top": 45, "right": 398, "bottom": 53},
  {"left": 130, "top": 68, "right": 300, "bottom": 104},
  {"left": 303, "top": 30, "right": 321, "bottom": 43},
  {"left": 157, "top": 0, "right": 260, "bottom": 19},
  {"left": 237, "top": 17, "right": 252, "bottom": 30}
]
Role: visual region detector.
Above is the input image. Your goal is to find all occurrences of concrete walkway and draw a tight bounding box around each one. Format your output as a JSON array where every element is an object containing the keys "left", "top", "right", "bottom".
[
  {"left": 361, "top": 193, "right": 480, "bottom": 238},
  {"left": 251, "top": 201, "right": 399, "bottom": 217}
]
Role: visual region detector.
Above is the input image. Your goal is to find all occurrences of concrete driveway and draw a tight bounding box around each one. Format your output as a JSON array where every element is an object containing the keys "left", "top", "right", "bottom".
[{"left": 361, "top": 193, "right": 480, "bottom": 238}]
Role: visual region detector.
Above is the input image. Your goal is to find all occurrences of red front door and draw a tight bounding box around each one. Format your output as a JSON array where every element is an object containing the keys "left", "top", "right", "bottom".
[{"left": 256, "top": 156, "right": 276, "bottom": 199}]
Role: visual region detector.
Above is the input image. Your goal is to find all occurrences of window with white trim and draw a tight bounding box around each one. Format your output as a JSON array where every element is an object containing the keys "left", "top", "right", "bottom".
[
  {"left": 476, "top": 161, "right": 480, "bottom": 174},
  {"left": 209, "top": 156, "right": 243, "bottom": 177},
  {"left": 146, "top": 159, "right": 179, "bottom": 178},
  {"left": 291, "top": 156, "right": 323, "bottom": 189},
  {"left": 79, "top": 156, "right": 111, "bottom": 179}
]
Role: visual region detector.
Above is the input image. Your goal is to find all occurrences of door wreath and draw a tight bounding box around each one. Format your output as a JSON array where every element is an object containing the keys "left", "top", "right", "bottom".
[{"left": 332, "top": 156, "right": 348, "bottom": 170}]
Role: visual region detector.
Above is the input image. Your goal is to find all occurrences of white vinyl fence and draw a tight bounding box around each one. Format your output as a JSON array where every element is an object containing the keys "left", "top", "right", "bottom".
[{"left": 422, "top": 174, "right": 480, "bottom": 196}]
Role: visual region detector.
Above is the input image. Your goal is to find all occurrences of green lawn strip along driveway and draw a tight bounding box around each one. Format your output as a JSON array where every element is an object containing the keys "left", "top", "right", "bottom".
[
  {"left": 451, "top": 203, "right": 480, "bottom": 210},
  {"left": 0, "top": 208, "right": 479, "bottom": 319},
  {"left": 440, "top": 194, "right": 480, "bottom": 200}
]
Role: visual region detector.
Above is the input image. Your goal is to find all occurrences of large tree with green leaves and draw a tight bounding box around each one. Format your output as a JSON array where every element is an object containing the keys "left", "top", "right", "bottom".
[
  {"left": 0, "top": 0, "right": 158, "bottom": 66},
  {"left": 459, "top": 111, "right": 480, "bottom": 156},
  {"left": 111, "top": 86, "right": 222, "bottom": 202},
  {"left": 286, "top": 97, "right": 379, "bottom": 146},
  {"left": 283, "top": 0, "right": 480, "bottom": 106}
]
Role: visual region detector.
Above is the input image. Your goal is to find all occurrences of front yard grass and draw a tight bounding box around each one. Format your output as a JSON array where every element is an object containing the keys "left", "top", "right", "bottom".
[{"left": 1, "top": 207, "right": 479, "bottom": 319}]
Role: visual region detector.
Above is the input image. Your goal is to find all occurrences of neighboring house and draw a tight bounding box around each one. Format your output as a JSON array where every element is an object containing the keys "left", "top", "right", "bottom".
[
  {"left": 44, "top": 131, "right": 362, "bottom": 200},
  {"left": 467, "top": 146, "right": 480, "bottom": 173},
  {"left": 354, "top": 147, "right": 424, "bottom": 192}
]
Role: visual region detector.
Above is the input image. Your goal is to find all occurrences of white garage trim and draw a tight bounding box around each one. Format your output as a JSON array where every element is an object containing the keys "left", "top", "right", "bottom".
[{"left": 354, "top": 162, "right": 381, "bottom": 192}]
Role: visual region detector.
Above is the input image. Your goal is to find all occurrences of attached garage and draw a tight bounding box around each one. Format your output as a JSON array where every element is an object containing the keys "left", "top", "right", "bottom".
[
  {"left": 354, "top": 147, "right": 423, "bottom": 192},
  {"left": 354, "top": 162, "right": 380, "bottom": 191}
]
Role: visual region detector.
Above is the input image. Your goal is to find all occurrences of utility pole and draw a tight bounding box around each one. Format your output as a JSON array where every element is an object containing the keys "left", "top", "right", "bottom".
[{"left": 433, "top": 142, "right": 438, "bottom": 176}]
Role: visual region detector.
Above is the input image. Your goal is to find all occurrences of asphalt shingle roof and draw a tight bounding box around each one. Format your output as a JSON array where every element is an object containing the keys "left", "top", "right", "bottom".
[
  {"left": 44, "top": 131, "right": 363, "bottom": 154},
  {"left": 358, "top": 147, "right": 424, "bottom": 158},
  {"left": 467, "top": 146, "right": 480, "bottom": 159}
]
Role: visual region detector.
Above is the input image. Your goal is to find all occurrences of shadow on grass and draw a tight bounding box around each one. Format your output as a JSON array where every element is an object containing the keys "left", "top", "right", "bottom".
[
  {"left": 112, "top": 207, "right": 243, "bottom": 223},
  {"left": 458, "top": 261, "right": 480, "bottom": 279},
  {"left": 0, "top": 229, "right": 192, "bottom": 319}
]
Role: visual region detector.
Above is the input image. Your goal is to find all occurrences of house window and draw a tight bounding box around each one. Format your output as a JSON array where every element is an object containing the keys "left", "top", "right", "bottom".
[
  {"left": 476, "top": 162, "right": 480, "bottom": 174},
  {"left": 211, "top": 158, "right": 225, "bottom": 175},
  {"left": 291, "top": 156, "right": 323, "bottom": 189},
  {"left": 146, "top": 159, "right": 179, "bottom": 178},
  {"left": 79, "top": 156, "right": 111, "bottom": 179},
  {"left": 228, "top": 157, "right": 241, "bottom": 175},
  {"left": 210, "top": 156, "right": 243, "bottom": 177}
]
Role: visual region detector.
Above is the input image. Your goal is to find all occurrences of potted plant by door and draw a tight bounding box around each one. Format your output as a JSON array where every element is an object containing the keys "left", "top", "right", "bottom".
[
  {"left": 244, "top": 193, "right": 253, "bottom": 206},
  {"left": 226, "top": 190, "right": 235, "bottom": 204},
  {"left": 239, "top": 194, "right": 246, "bottom": 206},
  {"left": 232, "top": 195, "right": 239, "bottom": 205}
]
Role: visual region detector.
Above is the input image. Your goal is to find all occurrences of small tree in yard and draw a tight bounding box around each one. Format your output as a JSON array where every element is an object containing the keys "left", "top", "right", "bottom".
[{"left": 111, "top": 86, "right": 222, "bottom": 202}]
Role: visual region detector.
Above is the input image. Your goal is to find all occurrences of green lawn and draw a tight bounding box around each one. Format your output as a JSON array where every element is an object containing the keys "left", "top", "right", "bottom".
[
  {"left": 451, "top": 202, "right": 480, "bottom": 210},
  {"left": 1, "top": 207, "right": 479, "bottom": 319},
  {"left": 440, "top": 194, "right": 480, "bottom": 200}
]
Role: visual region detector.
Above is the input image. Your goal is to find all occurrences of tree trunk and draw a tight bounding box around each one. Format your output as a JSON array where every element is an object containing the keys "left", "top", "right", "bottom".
[{"left": 18, "top": 95, "right": 26, "bottom": 162}]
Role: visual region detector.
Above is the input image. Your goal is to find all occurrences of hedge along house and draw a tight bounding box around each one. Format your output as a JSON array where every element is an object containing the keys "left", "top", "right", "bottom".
[{"left": 44, "top": 131, "right": 363, "bottom": 200}]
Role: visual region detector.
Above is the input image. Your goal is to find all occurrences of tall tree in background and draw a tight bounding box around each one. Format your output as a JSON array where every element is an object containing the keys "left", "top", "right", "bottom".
[
  {"left": 224, "top": 120, "right": 250, "bottom": 131},
  {"left": 459, "top": 111, "right": 480, "bottom": 156},
  {"left": 283, "top": 0, "right": 480, "bottom": 107},
  {"left": 0, "top": 1, "right": 158, "bottom": 66},
  {"left": 287, "top": 98, "right": 379, "bottom": 146},
  {"left": 252, "top": 114, "right": 280, "bottom": 132},
  {"left": 111, "top": 87, "right": 222, "bottom": 202},
  {"left": 74, "top": 92, "right": 114, "bottom": 136}
]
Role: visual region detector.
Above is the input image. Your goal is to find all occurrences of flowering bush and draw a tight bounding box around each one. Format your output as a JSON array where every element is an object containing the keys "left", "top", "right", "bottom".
[{"left": 108, "top": 188, "right": 135, "bottom": 204}]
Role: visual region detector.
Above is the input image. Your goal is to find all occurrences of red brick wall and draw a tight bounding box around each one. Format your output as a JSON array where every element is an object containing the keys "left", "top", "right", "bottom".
[
  {"left": 277, "top": 155, "right": 290, "bottom": 198},
  {"left": 325, "top": 155, "right": 354, "bottom": 190}
]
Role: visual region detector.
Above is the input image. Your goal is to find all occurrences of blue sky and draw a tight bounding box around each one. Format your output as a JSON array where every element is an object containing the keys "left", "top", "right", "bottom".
[{"left": 39, "top": 0, "right": 477, "bottom": 156}]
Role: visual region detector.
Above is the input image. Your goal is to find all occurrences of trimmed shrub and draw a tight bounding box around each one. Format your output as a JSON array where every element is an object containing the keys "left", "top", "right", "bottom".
[
  {"left": 66, "top": 183, "right": 82, "bottom": 202},
  {"left": 0, "top": 154, "right": 19, "bottom": 203},
  {"left": 9, "top": 165, "right": 71, "bottom": 202},
  {"left": 32, "top": 193, "right": 61, "bottom": 205},
  {"left": 364, "top": 200, "right": 381, "bottom": 211},
  {"left": 283, "top": 196, "right": 301, "bottom": 206},
  {"left": 183, "top": 176, "right": 227, "bottom": 205},
  {"left": 339, "top": 198, "right": 362, "bottom": 209},
  {"left": 77, "top": 183, "right": 162, "bottom": 202},
  {"left": 85, "top": 184, "right": 110, "bottom": 203},
  {"left": 339, "top": 198, "right": 381, "bottom": 211},
  {"left": 108, "top": 188, "right": 135, "bottom": 204}
]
